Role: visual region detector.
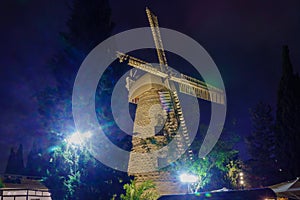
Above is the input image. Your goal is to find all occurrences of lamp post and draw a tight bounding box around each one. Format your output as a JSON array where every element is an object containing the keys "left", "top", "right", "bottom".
[{"left": 180, "top": 173, "right": 198, "bottom": 194}]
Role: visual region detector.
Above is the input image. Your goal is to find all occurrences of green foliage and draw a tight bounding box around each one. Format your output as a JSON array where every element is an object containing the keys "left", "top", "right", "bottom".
[
  {"left": 226, "top": 160, "right": 243, "bottom": 189},
  {"left": 116, "top": 180, "right": 159, "bottom": 200},
  {"left": 167, "top": 123, "right": 240, "bottom": 191},
  {"left": 44, "top": 143, "right": 84, "bottom": 199},
  {"left": 46, "top": 144, "right": 91, "bottom": 199},
  {"left": 0, "top": 178, "right": 4, "bottom": 188},
  {"left": 44, "top": 141, "right": 128, "bottom": 199}
]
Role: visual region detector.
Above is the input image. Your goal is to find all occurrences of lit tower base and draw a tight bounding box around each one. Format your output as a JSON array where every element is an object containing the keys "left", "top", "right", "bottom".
[{"left": 127, "top": 73, "right": 186, "bottom": 195}]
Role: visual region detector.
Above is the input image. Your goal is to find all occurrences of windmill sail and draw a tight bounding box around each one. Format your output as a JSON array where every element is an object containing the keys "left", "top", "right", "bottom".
[
  {"left": 176, "top": 74, "right": 225, "bottom": 105},
  {"left": 146, "top": 7, "right": 168, "bottom": 72},
  {"left": 116, "top": 51, "right": 225, "bottom": 105}
]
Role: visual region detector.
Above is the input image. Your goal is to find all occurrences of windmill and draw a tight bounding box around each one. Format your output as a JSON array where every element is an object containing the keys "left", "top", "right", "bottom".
[{"left": 117, "top": 7, "right": 225, "bottom": 195}]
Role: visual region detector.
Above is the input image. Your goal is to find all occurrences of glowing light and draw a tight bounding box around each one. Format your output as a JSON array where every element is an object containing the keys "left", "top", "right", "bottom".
[
  {"left": 195, "top": 192, "right": 201, "bottom": 196},
  {"left": 66, "top": 131, "right": 92, "bottom": 146},
  {"left": 179, "top": 173, "right": 198, "bottom": 183},
  {"left": 239, "top": 172, "right": 244, "bottom": 176},
  {"left": 205, "top": 193, "right": 212, "bottom": 197},
  {"left": 240, "top": 180, "right": 245, "bottom": 185}
]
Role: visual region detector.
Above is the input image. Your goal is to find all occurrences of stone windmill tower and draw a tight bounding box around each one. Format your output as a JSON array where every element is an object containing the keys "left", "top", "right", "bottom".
[{"left": 117, "top": 8, "right": 225, "bottom": 195}]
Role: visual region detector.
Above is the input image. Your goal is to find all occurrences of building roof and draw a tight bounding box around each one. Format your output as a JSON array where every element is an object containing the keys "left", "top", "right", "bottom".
[
  {"left": 0, "top": 174, "right": 49, "bottom": 190},
  {"left": 269, "top": 177, "right": 300, "bottom": 199}
]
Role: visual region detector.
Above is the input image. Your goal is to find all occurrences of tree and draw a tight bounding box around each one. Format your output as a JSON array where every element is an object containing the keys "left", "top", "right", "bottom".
[
  {"left": 26, "top": 142, "right": 46, "bottom": 176},
  {"left": 226, "top": 159, "right": 244, "bottom": 189},
  {"left": 167, "top": 123, "right": 241, "bottom": 192},
  {"left": 0, "top": 178, "right": 4, "bottom": 188},
  {"left": 36, "top": 0, "right": 131, "bottom": 198},
  {"left": 113, "top": 180, "right": 159, "bottom": 200},
  {"left": 275, "top": 46, "right": 300, "bottom": 180},
  {"left": 5, "top": 144, "right": 25, "bottom": 175},
  {"left": 245, "top": 101, "right": 278, "bottom": 186},
  {"left": 44, "top": 140, "right": 128, "bottom": 200},
  {"left": 37, "top": 0, "right": 114, "bottom": 141}
]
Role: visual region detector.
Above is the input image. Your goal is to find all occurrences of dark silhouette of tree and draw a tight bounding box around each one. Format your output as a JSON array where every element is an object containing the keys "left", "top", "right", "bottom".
[
  {"left": 26, "top": 141, "right": 46, "bottom": 176},
  {"left": 37, "top": 0, "right": 114, "bottom": 141},
  {"left": 35, "top": 0, "right": 131, "bottom": 199},
  {"left": 245, "top": 102, "right": 278, "bottom": 186},
  {"left": 0, "top": 178, "right": 4, "bottom": 188},
  {"left": 5, "top": 144, "right": 25, "bottom": 175},
  {"left": 16, "top": 144, "right": 25, "bottom": 174},
  {"left": 5, "top": 148, "right": 17, "bottom": 174},
  {"left": 275, "top": 46, "right": 300, "bottom": 180}
]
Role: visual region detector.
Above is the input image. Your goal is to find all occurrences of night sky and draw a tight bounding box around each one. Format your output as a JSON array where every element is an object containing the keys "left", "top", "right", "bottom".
[{"left": 0, "top": 0, "right": 300, "bottom": 173}]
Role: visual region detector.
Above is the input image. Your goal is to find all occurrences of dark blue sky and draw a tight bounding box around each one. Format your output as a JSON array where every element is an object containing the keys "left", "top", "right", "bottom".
[{"left": 0, "top": 0, "right": 300, "bottom": 172}]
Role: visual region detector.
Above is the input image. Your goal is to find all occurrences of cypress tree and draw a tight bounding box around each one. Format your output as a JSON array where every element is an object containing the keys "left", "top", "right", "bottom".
[
  {"left": 16, "top": 144, "right": 25, "bottom": 174},
  {"left": 245, "top": 102, "right": 278, "bottom": 186},
  {"left": 275, "top": 46, "right": 300, "bottom": 179},
  {"left": 5, "top": 145, "right": 25, "bottom": 175},
  {"left": 26, "top": 142, "right": 45, "bottom": 176},
  {"left": 5, "top": 148, "right": 17, "bottom": 174}
]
